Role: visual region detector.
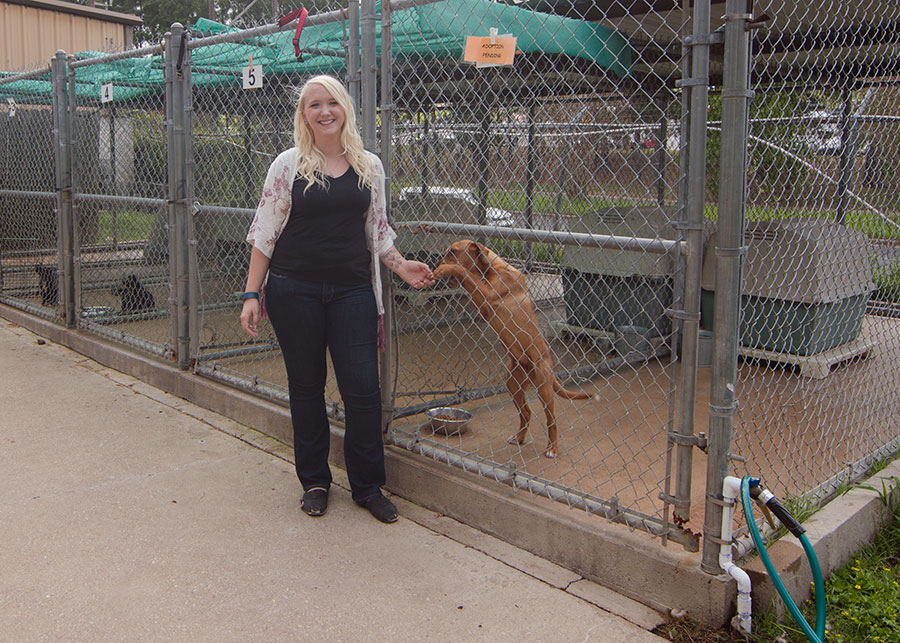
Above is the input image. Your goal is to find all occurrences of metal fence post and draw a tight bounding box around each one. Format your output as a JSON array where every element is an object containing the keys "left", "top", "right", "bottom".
[
  {"left": 66, "top": 56, "right": 82, "bottom": 316},
  {"left": 163, "top": 29, "right": 177, "bottom": 359},
  {"left": 166, "top": 23, "right": 193, "bottom": 369},
  {"left": 836, "top": 88, "right": 874, "bottom": 226},
  {"left": 183, "top": 36, "right": 200, "bottom": 364},
  {"left": 51, "top": 50, "right": 75, "bottom": 327},
  {"left": 348, "top": 0, "right": 361, "bottom": 117},
  {"left": 669, "top": 0, "right": 711, "bottom": 531},
  {"left": 380, "top": 0, "right": 395, "bottom": 433},
  {"left": 360, "top": 0, "right": 377, "bottom": 151},
  {"left": 701, "top": 0, "right": 752, "bottom": 573}
]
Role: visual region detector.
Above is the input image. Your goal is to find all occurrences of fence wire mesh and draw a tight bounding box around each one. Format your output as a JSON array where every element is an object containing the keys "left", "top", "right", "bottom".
[
  {"left": 68, "top": 45, "right": 172, "bottom": 357},
  {"left": 0, "top": 67, "right": 59, "bottom": 321},
  {"left": 189, "top": 0, "right": 357, "bottom": 410},
  {"left": 1, "top": 0, "right": 900, "bottom": 556},
  {"left": 384, "top": 0, "right": 692, "bottom": 543},
  {"left": 726, "top": 0, "right": 900, "bottom": 519}
]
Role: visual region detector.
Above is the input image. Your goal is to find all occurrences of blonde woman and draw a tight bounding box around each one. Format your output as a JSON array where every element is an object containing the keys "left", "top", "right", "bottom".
[{"left": 241, "top": 75, "right": 433, "bottom": 522}]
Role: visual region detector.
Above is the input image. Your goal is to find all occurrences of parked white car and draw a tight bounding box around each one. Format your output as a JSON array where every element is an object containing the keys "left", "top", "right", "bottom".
[
  {"left": 396, "top": 186, "right": 515, "bottom": 227},
  {"left": 794, "top": 109, "right": 868, "bottom": 157}
]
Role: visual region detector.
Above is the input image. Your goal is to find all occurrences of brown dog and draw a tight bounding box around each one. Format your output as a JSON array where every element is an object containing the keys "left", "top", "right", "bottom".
[{"left": 433, "top": 240, "right": 593, "bottom": 458}]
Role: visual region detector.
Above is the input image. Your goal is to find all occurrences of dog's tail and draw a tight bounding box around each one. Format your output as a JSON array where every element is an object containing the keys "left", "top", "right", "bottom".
[{"left": 552, "top": 378, "right": 593, "bottom": 400}]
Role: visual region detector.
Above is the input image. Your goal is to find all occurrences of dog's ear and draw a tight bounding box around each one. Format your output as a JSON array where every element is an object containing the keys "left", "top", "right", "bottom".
[
  {"left": 471, "top": 241, "right": 495, "bottom": 275},
  {"left": 462, "top": 241, "right": 487, "bottom": 275}
]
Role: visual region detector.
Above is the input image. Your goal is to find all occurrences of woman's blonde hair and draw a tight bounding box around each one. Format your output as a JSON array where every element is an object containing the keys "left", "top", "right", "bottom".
[{"left": 292, "top": 75, "right": 377, "bottom": 194}]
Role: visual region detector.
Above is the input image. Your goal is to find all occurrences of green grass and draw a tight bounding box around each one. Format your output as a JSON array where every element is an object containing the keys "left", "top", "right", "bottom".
[
  {"left": 396, "top": 182, "right": 900, "bottom": 243},
  {"left": 503, "top": 191, "right": 900, "bottom": 243},
  {"left": 96, "top": 210, "right": 156, "bottom": 243},
  {"left": 655, "top": 477, "right": 900, "bottom": 643},
  {"left": 494, "top": 191, "right": 657, "bottom": 216},
  {"left": 769, "top": 482, "right": 900, "bottom": 643},
  {"left": 744, "top": 206, "right": 900, "bottom": 241}
]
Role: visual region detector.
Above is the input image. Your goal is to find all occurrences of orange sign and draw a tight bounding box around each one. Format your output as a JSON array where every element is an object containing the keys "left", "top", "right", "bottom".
[{"left": 463, "top": 35, "right": 517, "bottom": 66}]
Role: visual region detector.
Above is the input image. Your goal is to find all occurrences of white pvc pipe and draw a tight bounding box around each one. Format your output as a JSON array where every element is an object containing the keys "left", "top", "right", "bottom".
[{"left": 720, "top": 476, "right": 753, "bottom": 635}]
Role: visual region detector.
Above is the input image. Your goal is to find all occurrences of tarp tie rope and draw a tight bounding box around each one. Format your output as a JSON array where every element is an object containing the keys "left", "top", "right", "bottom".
[
  {"left": 278, "top": 7, "right": 309, "bottom": 60},
  {"left": 176, "top": 30, "right": 187, "bottom": 75}
]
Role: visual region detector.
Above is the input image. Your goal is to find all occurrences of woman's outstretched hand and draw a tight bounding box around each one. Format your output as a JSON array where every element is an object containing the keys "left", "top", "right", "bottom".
[{"left": 397, "top": 260, "right": 435, "bottom": 290}]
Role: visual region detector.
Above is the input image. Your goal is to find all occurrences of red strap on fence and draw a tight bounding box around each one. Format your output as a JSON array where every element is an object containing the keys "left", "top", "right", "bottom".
[
  {"left": 278, "top": 7, "right": 309, "bottom": 60},
  {"left": 278, "top": 6, "right": 303, "bottom": 26}
]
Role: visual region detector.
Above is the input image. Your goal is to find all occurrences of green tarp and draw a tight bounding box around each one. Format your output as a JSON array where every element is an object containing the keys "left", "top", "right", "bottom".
[{"left": 0, "top": 0, "right": 631, "bottom": 104}]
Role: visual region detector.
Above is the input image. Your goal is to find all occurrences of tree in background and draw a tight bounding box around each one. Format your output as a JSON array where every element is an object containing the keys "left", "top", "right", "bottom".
[
  {"left": 64, "top": 0, "right": 208, "bottom": 43},
  {"left": 63, "top": 0, "right": 339, "bottom": 43}
]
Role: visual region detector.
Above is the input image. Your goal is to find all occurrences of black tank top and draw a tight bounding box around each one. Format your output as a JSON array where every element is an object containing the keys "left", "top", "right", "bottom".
[{"left": 269, "top": 167, "right": 372, "bottom": 285}]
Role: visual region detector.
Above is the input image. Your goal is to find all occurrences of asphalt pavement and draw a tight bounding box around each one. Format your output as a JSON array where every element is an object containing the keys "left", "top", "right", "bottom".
[{"left": 0, "top": 317, "right": 666, "bottom": 642}]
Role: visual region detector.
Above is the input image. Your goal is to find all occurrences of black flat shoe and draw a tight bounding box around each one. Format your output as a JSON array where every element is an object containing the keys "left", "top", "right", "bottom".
[
  {"left": 301, "top": 487, "right": 329, "bottom": 517},
  {"left": 355, "top": 493, "right": 398, "bottom": 523}
]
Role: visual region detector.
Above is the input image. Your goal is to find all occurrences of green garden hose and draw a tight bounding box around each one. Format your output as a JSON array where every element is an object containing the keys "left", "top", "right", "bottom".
[{"left": 740, "top": 476, "right": 826, "bottom": 643}]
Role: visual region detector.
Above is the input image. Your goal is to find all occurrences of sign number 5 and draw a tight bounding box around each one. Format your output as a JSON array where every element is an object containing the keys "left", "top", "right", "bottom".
[{"left": 242, "top": 64, "right": 263, "bottom": 90}]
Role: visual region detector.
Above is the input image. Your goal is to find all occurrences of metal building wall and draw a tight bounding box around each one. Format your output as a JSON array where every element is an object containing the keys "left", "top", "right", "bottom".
[{"left": 0, "top": 0, "right": 138, "bottom": 71}]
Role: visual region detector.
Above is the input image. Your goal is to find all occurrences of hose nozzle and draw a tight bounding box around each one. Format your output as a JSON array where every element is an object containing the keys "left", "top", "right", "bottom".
[
  {"left": 749, "top": 479, "right": 806, "bottom": 537},
  {"left": 745, "top": 478, "right": 778, "bottom": 529}
]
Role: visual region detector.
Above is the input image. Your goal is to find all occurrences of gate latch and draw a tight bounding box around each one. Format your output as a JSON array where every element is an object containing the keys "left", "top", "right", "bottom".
[{"left": 667, "top": 431, "right": 708, "bottom": 452}]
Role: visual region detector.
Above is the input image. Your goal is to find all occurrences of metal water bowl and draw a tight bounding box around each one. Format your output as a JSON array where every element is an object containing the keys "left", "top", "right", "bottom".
[{"left": 425, "top": 407, "right": 472, "bottom": 436}]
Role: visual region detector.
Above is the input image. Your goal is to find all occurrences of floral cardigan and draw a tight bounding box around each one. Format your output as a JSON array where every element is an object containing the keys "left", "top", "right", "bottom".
[{"left": 246, "top": 148, "right": 397, "bottom": 338}]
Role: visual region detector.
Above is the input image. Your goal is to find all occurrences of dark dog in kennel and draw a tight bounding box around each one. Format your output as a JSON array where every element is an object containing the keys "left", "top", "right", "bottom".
[
  {"left": 113, "top": 274, "right": 156, "bottom": 314},
  {"left": 35, "top": 264, "right": 59, "bottom": 307}
]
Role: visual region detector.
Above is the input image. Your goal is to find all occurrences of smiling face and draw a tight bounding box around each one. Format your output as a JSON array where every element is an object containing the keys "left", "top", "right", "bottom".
[{"left": 300, "top": 83, "right": 346, "bottom": 145}]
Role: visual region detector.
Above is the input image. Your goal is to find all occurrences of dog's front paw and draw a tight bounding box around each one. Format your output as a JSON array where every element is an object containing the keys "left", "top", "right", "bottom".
[
  {"left": 543, "top": 445, "right": 558, "bottom": 459},
  {"left": 435, "top": 264, "right": 466, "bottom": 279},
  {"left": 433, "top": 265, "right": 452, "bottom": 280}
]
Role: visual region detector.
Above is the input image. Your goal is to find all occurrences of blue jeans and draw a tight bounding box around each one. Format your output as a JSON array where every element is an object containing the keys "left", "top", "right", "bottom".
[{"left": 265, "top": 272, "right": 385, "bottom": 502}]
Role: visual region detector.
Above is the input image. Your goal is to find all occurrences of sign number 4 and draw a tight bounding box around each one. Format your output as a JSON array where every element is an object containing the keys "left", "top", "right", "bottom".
[
  {"left": 242, "top": 64, "right": 263, "bottom": 90},
  {"left": 100, "top": 83, "right": 113, "bottom": 103}
]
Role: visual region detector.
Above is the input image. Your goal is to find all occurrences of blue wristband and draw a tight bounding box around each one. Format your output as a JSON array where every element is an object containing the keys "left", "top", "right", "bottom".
[{"left": 241, "top": 291, "right": 260, "bottom": 300}]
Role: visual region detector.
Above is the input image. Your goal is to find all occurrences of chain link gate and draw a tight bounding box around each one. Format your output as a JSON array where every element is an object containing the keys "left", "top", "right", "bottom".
[
  {"left": 380, "top": 0, "right": 701, "bottom": 548},
  {"left": 0, "top": 66, "right": 59, "bottom": 322},
  {"left": 150, "top": 5, "right": 699, "bottom": 546},
  {"left": 65, "top": 42, "right": 174, "bottom": 358},
  {"left": 187, "top": 2, "right": 367, "bottom": 419}
]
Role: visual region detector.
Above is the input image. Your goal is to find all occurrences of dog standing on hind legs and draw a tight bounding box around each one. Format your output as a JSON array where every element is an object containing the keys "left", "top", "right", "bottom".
[{"left": 432, "top": 239, "right": 595, "bottom": 458}]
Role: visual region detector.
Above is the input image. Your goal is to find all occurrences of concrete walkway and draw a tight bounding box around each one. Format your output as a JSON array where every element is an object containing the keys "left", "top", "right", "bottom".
[{"left": 0, "top": 318, "right": 666, "bottom": 642}]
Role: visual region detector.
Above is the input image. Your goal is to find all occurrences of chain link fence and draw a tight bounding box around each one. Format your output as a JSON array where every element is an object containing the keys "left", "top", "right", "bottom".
[
  {"left": 68, "top": 43, "right": 173, "bottom": 357},
  {"left": 186, "top": 2, "right": 366, "bottom": 415},
  {"left": 725, "top": 0, "right": 900, "bottom": 545},
  {"left": 1, "top": 0, "right": 899, "bottom": 564},
  {"left": 383, "top": 0, "right": 696, "bottom": 547},
  {"left": 0, "top": 65, "right": 58, "bottom": 322}
]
